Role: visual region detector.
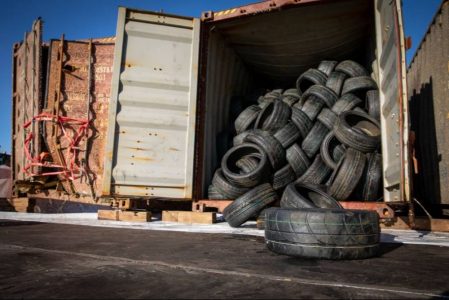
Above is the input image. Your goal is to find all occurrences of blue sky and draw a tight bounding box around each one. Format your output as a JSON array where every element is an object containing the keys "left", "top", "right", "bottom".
[{"left": 0, "top": 0, "right": 442, "bottom": 153}]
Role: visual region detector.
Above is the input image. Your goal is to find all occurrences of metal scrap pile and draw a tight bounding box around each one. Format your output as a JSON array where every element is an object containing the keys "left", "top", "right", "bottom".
[{"left": 209, "top": 60, "right": 383, "bottom": 259}]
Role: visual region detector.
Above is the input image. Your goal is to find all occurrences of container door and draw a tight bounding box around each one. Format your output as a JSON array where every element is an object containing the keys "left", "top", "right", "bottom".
[
  {"left": 12, "top": 19, "right": 42, "bottom": 184},
  {"left": 102, "top": 8, "right": 200, "bottom": 199},
  {"left": 375, "top": 0, "right": 411, "bottom": 202}
]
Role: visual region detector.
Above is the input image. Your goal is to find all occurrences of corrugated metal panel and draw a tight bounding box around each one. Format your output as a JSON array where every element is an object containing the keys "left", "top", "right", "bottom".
[
  {"left": 11, "top": 19, "right": 42, "bottom": 183},
  {"left": 407, "top": 1, "right": 449, "bottom": 214},
  {"left": 199, "top": 30, "right": 255, "bottom": 196},
  {"left": 44, "top": 39, "right": 114, "bottom": 197},
  {"left": 375, "top": 0, "right": 410, "bottom": 202},
  {"left": 103, "top": 8, "right": 200, "bottom": 199}
]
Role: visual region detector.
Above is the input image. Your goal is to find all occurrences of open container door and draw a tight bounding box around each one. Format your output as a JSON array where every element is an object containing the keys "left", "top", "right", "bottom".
[
  {"left": 375, "top": 0, "right": 411, "bottom": 203},
  {"left": 102, "top": 8, "right": 200, "bottom": 199}
]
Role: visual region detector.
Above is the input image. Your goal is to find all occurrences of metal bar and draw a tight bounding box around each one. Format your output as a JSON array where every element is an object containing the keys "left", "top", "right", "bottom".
[
  {"left": 31, "top": 26, "right": 37, "bottom": 175},
  {"left": 85, "top": 39, "right": 95, "bottom": 198},
  {"left": 22, "top": 31, "right": 28, "bottom": 177}
]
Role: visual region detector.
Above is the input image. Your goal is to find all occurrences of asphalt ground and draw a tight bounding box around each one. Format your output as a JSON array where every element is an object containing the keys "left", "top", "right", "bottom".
[{"left": 1, "top": 219, "right": 449, "bottom": 299}]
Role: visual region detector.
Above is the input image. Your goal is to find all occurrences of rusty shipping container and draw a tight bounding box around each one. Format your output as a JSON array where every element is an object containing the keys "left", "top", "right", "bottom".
[
  {"left": 408, "top": 0, "right": 449, "bottom": 217},
  {"left": 11, "top": 0, "right": 411, "bottom": 210}
]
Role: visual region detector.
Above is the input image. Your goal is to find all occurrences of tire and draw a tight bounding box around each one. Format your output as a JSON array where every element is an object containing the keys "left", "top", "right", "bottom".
[
  {"left": 236, "top": 154, "right": 260, "bottom": 174},
  {"left": 292, "top": 100, "right": 303, "bottom": 110},
  {"left": 264, "top": 208, "right": 380, "bottom": 260},
  {"left": 300, "top": 84, "right": 338, "bottom": 108},
  {"left": 317, "top": 60, "right": 338, "bottom": 76},
  {"left": 335, "top": 60, "right": 369, "bottom": 77},
  {"left": 234, "top": 105, "right": 261, "bottom": 134},
  {"left": 334, "top": 110, "right": 381, "bottom": 153},
  {"left": 256, "top": 207, "right": 278, "bottom": 230},
  {"left": 264, "top": 90, "right": 282, "bottom": 101},
  {"left": 321, "top": 132, "right": 345, "bottom": 169},
  {"left": 296, "top": 68, "right": 327, "bottom": 96},
  {"left": 301, "top": 122, "right": 330, "bottom": 158},
  {"left": 341, "top": 76, "right": 378, "bottom": 100},
  {"left": 296, "top": 154, "right": 331, "bottom": 185},
  {"left": 325, "top": 71, "right": 347, "bottom": 96},
  {"left": 328, "top": 148, "right": 366, "bottom": 200},
  {"left": 333, "top": 144, "right": 346, "bottom": 163},
  {"left": 361, "top": 152, "right": 382, "bottom": 201},
  {"left": 258, "top": 99, "right": 272, "bottom": 109},
  {"left": 233, "top": 130, "right": 254, "bottom": 146},
  {"left": 317, "top": 108, "right": 337, "bottom": 130},
  {"left": 282, "top": 89, "right": 300, "bottom": 107},
  {"left": 331, "top": 93, "right": 363, "bottom": 115},
  {"left": 286, "top": 143, "right": 310, "bottom": 177},
  {"left": 254, "top": 100, "right": 291, "bottom": 133},
  {"left": 212, "top": 169, "right": 250, "bottom": 199},
  {"left": 274, "top": 121, "right": 301, "bottom": 148},
  {"left": 300, "top": 96, "right": 324, "bottom": 121},
  {"left": 223, "top": 183, "right": 278, "bottom": 227},
  {"left": 280, "top": 182, "right": 342, "bottom": 209},
  {"left": 222, "top": 143, "right": 269, "bottom": 188},
  {"left": 244, "top": 130, "right": 286, "bottom": 170},
  {"left": 366, "top": 90, "right": 380, "bottom": 121},
  {"left": 208, "top": 185, "right": 227, "bottom": 200},
  {"left": 291, "top": 108, "right": 312, "bottom": 138},
  {"left": 273, "top": 165, "right": 296, "bottom": 191}
]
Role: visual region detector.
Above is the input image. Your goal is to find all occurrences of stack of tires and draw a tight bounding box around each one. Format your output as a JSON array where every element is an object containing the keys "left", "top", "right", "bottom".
[{"left": 210, "top": 60, "right": 382, "bottom": 259}]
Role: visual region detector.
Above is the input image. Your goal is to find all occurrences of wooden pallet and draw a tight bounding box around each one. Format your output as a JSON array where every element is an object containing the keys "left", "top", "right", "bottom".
[
  {"left": 97, "top": 209, "right": 152, "bottom": 222},
  {"left": 162, "top": 210, "right": 216, "bottom": 224}
]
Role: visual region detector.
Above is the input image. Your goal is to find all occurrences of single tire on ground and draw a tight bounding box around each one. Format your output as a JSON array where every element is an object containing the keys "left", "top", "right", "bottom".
[
  {"left": 264, "top": 207, "right": 380, "bottom": 260},
  {"left": 223, "top": 183, "right": 278, "bottom": 227},
  {"left": 280, "top": 182, "right": 343, "bottom": 209}
]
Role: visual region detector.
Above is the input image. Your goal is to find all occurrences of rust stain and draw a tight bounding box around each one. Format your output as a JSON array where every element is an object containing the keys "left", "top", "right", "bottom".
[
  {"left": 169, "top": 147, "right": 180, "bottom": 151},
  {"left": 131, "top": 156, "right": 154, "bottom": 162}
]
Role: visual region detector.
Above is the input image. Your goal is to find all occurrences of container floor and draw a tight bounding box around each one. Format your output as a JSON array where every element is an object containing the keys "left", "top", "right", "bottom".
[{"left": 1, "top": 214, "right": 449, "bottom": 299}]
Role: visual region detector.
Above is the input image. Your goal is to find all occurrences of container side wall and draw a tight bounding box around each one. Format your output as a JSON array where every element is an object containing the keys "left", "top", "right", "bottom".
[
  {"left": 407, "top": 1, "right": 449, "bottom": 215},
  {"left": 375, "top": 0, "right": 410, "bottom": 202},
  {"left": 104, "top": 8, "right": 200, "bottom": 199}
]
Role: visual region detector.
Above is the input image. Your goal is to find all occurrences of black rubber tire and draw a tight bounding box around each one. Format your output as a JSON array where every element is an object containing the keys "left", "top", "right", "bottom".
[
  {"left": 244, "top": 130, "right": 286, "bottom": 170},
  {"left": 366, "top": 90, "right": 380, "bottom": 121},
  {"left": 353, "top": 107, "right": 367, "bottom": 114},
  {"left": 335, "top": 60, "right": 369, "bottom": 77},
  {"left": 286, "top": 143, "right": 310, "bottom": 177},
  {"left": 317, "top": 60, "right": 338, "bottom": 76},
  {"left": 254, "top": 100, "right": 291, "bottom": 133},
  {"left": 300, "top": 96, "right": 324, "bottom": 121},
  {"left": 256, "top": 207, "right": 278, "bottom": 230},
  {"left": 212, "top": 169, "right": 250, "bottom": 199},
  {"left": 333, "top": 144, "right": 346, "bottom": 163},
  {"left": 258, "top": 99, "right": 272, "bottom": 109},
  {"left": 317, "top": 108, "right": 337, "bottom": 130},
  {"left": 282, "top": 89, "right": 300, "bottom": 107},
  {"left": 361, "top": 152, "right": 382, "bottom": 201},
  {"left": 264, "top": 90, "right": 283, "bottom": 101},
  {"left": 300, "top": 84, "right": 338, "bottom": 108},
  {"left": 223, "top": 183, "right": 278, "bottom": 227},
  {"left": 273, "top": 165, "right": 296, "bottom": 191},
  {"left": 328, "top": 148, "right": 366, "bottom": 200},
  {"left": 296, "top": 68, "right": 327, "bottom": 96},
  {"left": 280, "top": 182, "right": 342, "bottom": 209},
  {"left": 222, "top": 143, "right": 269, "bottom": 188},
  {"left": 292, "top": 100, "right": 303, "bottom": 110},
  {"left": 236, "top": 154, "right": 260, "bottom": 174},
  {"left": 208, "top": 185, "right": 228, "bottom": 200},
  {"left": 233, "top": 130, "right": 254, "bottom": 146},
  {"left": 274, "top": 121, "right": 301, "bottom": 148},
  {"left": 264, "top": 208, "right": 380, "bottom": 260},
  {"left": 341, "top": 76, "right": 378, "bottom": 100},
  {"left": 334, "top": 110, "right": 381, "bottom": 153},
  {"left": 325, "top": 71, "right": 347, "bottom": 96},
  {"left": 321, "top": 132, "right": 345, "bottom": 169},
  {"left": 291, "top": 108, "right": 312, "bottom": 138},
  {"left": 234, "top": 105, "right": 261, "bottom": 134},
  {"left": 301, "top": 122, "right": 330, "bottom": 158},
  {"left": 296, "top": 154, "right": 331, "bottom": 185},
  {"left": 331, "top": 93, "right": 363, "bottom": 115}
]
